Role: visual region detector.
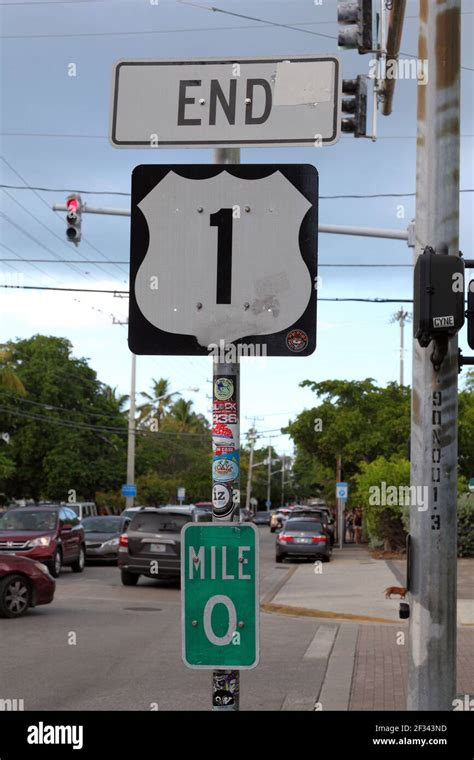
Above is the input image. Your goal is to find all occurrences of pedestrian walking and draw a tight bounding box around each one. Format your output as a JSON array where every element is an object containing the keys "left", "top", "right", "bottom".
[
  {"left": 353, "top": 508, "right": 362, "bottom": 544},
  {"left": 346, "top": 511, "right": 355, "bottom": 543}
]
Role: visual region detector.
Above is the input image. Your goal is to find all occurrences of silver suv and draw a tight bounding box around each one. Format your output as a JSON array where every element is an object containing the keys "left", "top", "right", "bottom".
[{"left": 118, "top": 506, "right": 211, "bottom": 586}]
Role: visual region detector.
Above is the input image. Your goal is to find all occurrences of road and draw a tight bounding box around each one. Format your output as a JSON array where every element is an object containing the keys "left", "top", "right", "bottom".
[{"left": 0, "top": 527, "right": 333, "bottom": 711}]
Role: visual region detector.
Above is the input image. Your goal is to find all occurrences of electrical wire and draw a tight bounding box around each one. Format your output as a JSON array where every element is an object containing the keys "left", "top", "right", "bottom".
[
  {"left": 0, "top": 156, "right": 129, "bottom": 280},
  {"left": 0, "top": 283, "right": 415, "bottom": 302},
  {"left": 1, "top": 183, "right": 472, "bottom": 199}
]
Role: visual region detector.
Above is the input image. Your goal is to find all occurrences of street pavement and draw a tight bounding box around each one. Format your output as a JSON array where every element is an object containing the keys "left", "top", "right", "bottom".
[{"left": 0, "top": 530, "right": 472, "bottom": 711}]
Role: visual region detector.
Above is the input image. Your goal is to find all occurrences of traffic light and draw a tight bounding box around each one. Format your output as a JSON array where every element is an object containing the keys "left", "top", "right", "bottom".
[
  {"left": 468, "top": 281, "right": 474, "bottom": 350},
  {"left": 337, "top": 0, "right": 373, "bottom": 54},
  {"left": 66, "top": 193, "right": 82, "bottom": 244},
  {"left": 341, "top": 76, "right": 367, "bottom": 138},
  {"left": 413, "top": 247, "right": 465, "bottom": 348}
]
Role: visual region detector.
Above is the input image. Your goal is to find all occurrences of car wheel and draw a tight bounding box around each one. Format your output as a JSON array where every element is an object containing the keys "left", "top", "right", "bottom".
[
  {"left": 276, "top": 554, "right": 284, "bottom": 563},
  {"left": 0, "top": 574, "right": 31, "bottom": 618},
  {"left": 323, "top": 554, "right": 330, "bottom": 563},
  {"left": 71, "top": 546, "right": 85, "bottom": 573},
  {"left": 49, "top": 549, "right": 62, "bottom": 578},
  {"left": 121, "top": 569, "right": 139, "bottom": 586}
]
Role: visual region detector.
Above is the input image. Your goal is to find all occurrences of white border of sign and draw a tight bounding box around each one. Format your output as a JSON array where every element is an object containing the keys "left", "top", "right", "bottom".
[
  {"left": 110, "top": 54, "right": 341, "bottom": 148},
  {"left": 181, "top": 522, "right": 260, "bottom": 670}
]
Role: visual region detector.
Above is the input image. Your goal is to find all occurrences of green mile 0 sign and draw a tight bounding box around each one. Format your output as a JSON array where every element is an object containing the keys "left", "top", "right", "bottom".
[{"left": 181, "top": 523, "right": 259, "bottom": 669}]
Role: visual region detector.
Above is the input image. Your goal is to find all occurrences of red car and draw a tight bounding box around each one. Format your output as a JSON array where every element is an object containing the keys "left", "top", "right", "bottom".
[
  {"left": 0, "top": 553, "right": 55, "bottom": 618},
  {"left": 0, "top": 506, "right": 86, "bottom": 577}
]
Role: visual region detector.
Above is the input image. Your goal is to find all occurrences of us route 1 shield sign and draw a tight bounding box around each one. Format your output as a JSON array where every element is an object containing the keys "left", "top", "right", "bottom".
[
  {"left": 182, "top": 523, "right": 259, "bottom": 669},
  {"left": 129, "top": 164, "right": 318, "bottom": 356},
  {"left": 110, "top": 55, "right": 340, "bottom": 148}
]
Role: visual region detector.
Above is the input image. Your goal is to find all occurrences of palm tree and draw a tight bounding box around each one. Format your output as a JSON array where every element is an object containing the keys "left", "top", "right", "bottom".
[
  {"left": 104, "top": 385, "right": 129, "bottom": 412},
  {"left": 0, "top": 345, "right": 26, "bottom": 395},
  {"left": 137, "top": 378, "right": 174, "bottom": 427}
]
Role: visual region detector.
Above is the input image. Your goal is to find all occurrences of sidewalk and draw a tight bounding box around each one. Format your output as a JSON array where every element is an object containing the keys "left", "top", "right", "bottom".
[
  {"left": 262, "top": 545, "right": 474, "bottom": 710},
  {"left": 264, "top": 545, "right": 474, "bottom": 625}
]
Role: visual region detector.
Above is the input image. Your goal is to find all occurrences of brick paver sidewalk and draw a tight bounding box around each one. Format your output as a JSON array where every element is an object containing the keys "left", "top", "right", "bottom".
[{"left": 349, "top": 625, "right": 474, "bottom": 710}]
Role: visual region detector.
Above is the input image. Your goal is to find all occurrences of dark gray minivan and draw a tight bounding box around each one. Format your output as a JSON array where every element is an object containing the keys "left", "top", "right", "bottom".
[{"left": 118, "top": 506, "right": 211, "bottom": 586}]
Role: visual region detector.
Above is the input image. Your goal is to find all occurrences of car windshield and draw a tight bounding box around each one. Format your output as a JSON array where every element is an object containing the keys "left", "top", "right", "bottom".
[
  {"left": 82, "top": 517, "right": 122, "bottom": 533},
  {"left": 130, "top": 512, "right": 190, "bottom": 533},
  {"left": 284, "top": 520, "right": 323, "bottom": 533},
  {"left": 0, "top": 510, "right": 57, "bottom": 531}
]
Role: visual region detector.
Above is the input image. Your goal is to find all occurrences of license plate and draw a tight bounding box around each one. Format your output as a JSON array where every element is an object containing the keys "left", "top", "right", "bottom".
[
  {"left": 149, "top": 543, "right": 166, "bottom": 553},
  {"left": 296, "top": 538, "right": 311, "bottom": 544}
]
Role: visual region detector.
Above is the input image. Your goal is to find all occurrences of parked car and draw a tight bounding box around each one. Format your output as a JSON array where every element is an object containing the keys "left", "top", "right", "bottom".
[
  {"left": 62, "top": 501, "right": 98, "bottom": 521},
  {"left": 0, "top": 506, "right": 86, "bottom": 578},
  {"left": 0, "top": 553, "right": 55, "bottom": 618},
  {"left": 82, "top": 515, "right": 126, "bottom": 563},
  {"left": 276, "top": 518, "right": 331, "bottom": 563},
  {"left": 295, "top": 507, "right": 335, "bottom": 546},
  {"left": 121, "top": 506, "right": 144, "bottom": 521},
  {"left": 118, "top": 506, "right": 212, "bottom": 586},
  {"left": 253, "top": 511, "right": 271, "bottom": 525}
]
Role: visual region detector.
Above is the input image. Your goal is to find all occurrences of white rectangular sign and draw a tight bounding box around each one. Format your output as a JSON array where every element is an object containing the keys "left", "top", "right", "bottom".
[{"left": 110, "top": 55, "right": 341, "bottom": 148}]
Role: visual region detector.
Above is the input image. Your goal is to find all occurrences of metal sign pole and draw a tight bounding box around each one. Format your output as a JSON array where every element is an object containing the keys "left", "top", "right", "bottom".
[
  {"left": 211, "top": 146, "right": 241, "bottom": 712},
  {"left": 408, "top": 0, "right": 460, "bottom": 710}
]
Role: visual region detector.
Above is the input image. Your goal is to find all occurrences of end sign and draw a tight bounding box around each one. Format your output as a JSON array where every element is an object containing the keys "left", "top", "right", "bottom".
[{"left": 182, "top": 523, "right": 259, "bottom": 669}]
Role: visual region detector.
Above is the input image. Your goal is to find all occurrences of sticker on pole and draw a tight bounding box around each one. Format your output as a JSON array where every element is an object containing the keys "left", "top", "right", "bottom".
[
  {"left": 181, "top": 523, "right": 259, "bottom": 669},
  {"left": 129, "top": 164, "right": 318, "bottom": 356}
]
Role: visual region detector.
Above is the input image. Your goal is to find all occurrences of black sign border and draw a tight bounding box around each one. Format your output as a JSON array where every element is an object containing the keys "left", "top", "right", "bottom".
[{"left": 129, "top": 163, "right": 318, "bottom": 357}]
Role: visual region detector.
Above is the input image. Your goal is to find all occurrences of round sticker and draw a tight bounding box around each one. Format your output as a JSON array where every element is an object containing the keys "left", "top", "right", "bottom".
[
  {"left": 212, "top": 482, "right": 233, "bottom": 518},
  {"left": 214, "top": 377, "right": 234, "bottom": 401},
  {"left": 212, "top": 455, "right": 240, "bottom": 483},
  {"left": 286, "top": 329, "right": 308, "bottom": 353}
]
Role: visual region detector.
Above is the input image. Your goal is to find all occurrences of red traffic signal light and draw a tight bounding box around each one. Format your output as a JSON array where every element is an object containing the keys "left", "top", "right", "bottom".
[{"left": 66, "top": 194, "right": 82, "bottom": 243}]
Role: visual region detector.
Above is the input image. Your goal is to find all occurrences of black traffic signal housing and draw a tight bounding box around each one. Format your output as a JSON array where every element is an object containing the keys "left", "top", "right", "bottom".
[
  {"left": 66, "top": 193, "right": 82, "bottom": 245},
  {"left": 341, "top": 76, "right": 367, "bottom": 138},
  {"left": 337, "top": 0, "right": 373, "bottom": 54},
  {"left": 468, "top": 281, "right": 474, "bottom": 350},
  {"left": 413, "top": 246, "right": 465, "bottom": 348}
]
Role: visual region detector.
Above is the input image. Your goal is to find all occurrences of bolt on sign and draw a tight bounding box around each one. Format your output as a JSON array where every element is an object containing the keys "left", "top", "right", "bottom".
[
  {"left": 182, "top": 523, "right": 259, "bottom": 669},
  {"left": 128, "top": 164, "right": 318, "bottom": 356},
  {"left": 110, "top": 55, "right": 341, "bottom": 148}
]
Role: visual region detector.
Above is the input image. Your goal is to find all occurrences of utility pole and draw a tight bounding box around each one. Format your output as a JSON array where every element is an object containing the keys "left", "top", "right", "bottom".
[
  {"left": 391, "top": 307, "right": 411, "bottom": 385},
  {"left": 408, "top": 0, "right": 460, "bottom": 711},
  {"left": 245, "top": 427, "right": 257, "bottom": 512},
  {"left": 211, "top": 146, "right": 241, "bottom": 712},
  {"left": 266, "top": 444, "right": 272, "bottom": 510},
  {"left": 281, "top": 454, "right": 286, "bottom": 508},
  {"left": 336, "top": 454, "right": 343, "bottom": 549},
  {"left": 126, "top": 352, "right": 136, "bottom": 510}
]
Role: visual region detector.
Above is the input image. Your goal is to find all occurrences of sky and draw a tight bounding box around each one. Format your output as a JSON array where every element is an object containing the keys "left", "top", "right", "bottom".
[{"left": 0, "top": 0, "right": 473, "bottom": 458}]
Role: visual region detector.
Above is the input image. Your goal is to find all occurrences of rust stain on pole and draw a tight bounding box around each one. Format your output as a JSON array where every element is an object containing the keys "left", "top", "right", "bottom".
[{"left": 436, "top": 9, "right": 460, "bottom": 88}]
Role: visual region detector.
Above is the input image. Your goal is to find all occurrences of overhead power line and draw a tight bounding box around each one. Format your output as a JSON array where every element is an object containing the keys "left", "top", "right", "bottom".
[
  {"left": 0, "top": 156, "right": 128, "bottom": 280},
  {"left": 0, "top": 283, "right": 414, "bottom": 303},
  {"left": 1, "top": 183, "right": 472, "bottom": 199},
  {"left": 0, "top": 258, "right": 412, "bottom": 268}
]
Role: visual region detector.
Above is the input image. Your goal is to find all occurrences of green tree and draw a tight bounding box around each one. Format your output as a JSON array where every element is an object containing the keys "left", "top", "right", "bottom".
[
  {"left": 285, "top": 379, "right": 411, "bottom": 504},
  {"left": 0, "top": 335, "right": 127, "bottom": 500},
  {"left": 137, "top": 378, "right": 174, "bottom": 427},
  {"left": 352, "top": 455, "right": 410, "bottom": 550},
  {"left": 0, "top": 344, "right": 26, "bottom": 395}
]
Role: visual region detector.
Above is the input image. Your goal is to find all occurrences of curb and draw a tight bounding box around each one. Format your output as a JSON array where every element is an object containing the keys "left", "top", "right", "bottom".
[{"left": 261, "top": 601, "right": 400, "bottom": 625}]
